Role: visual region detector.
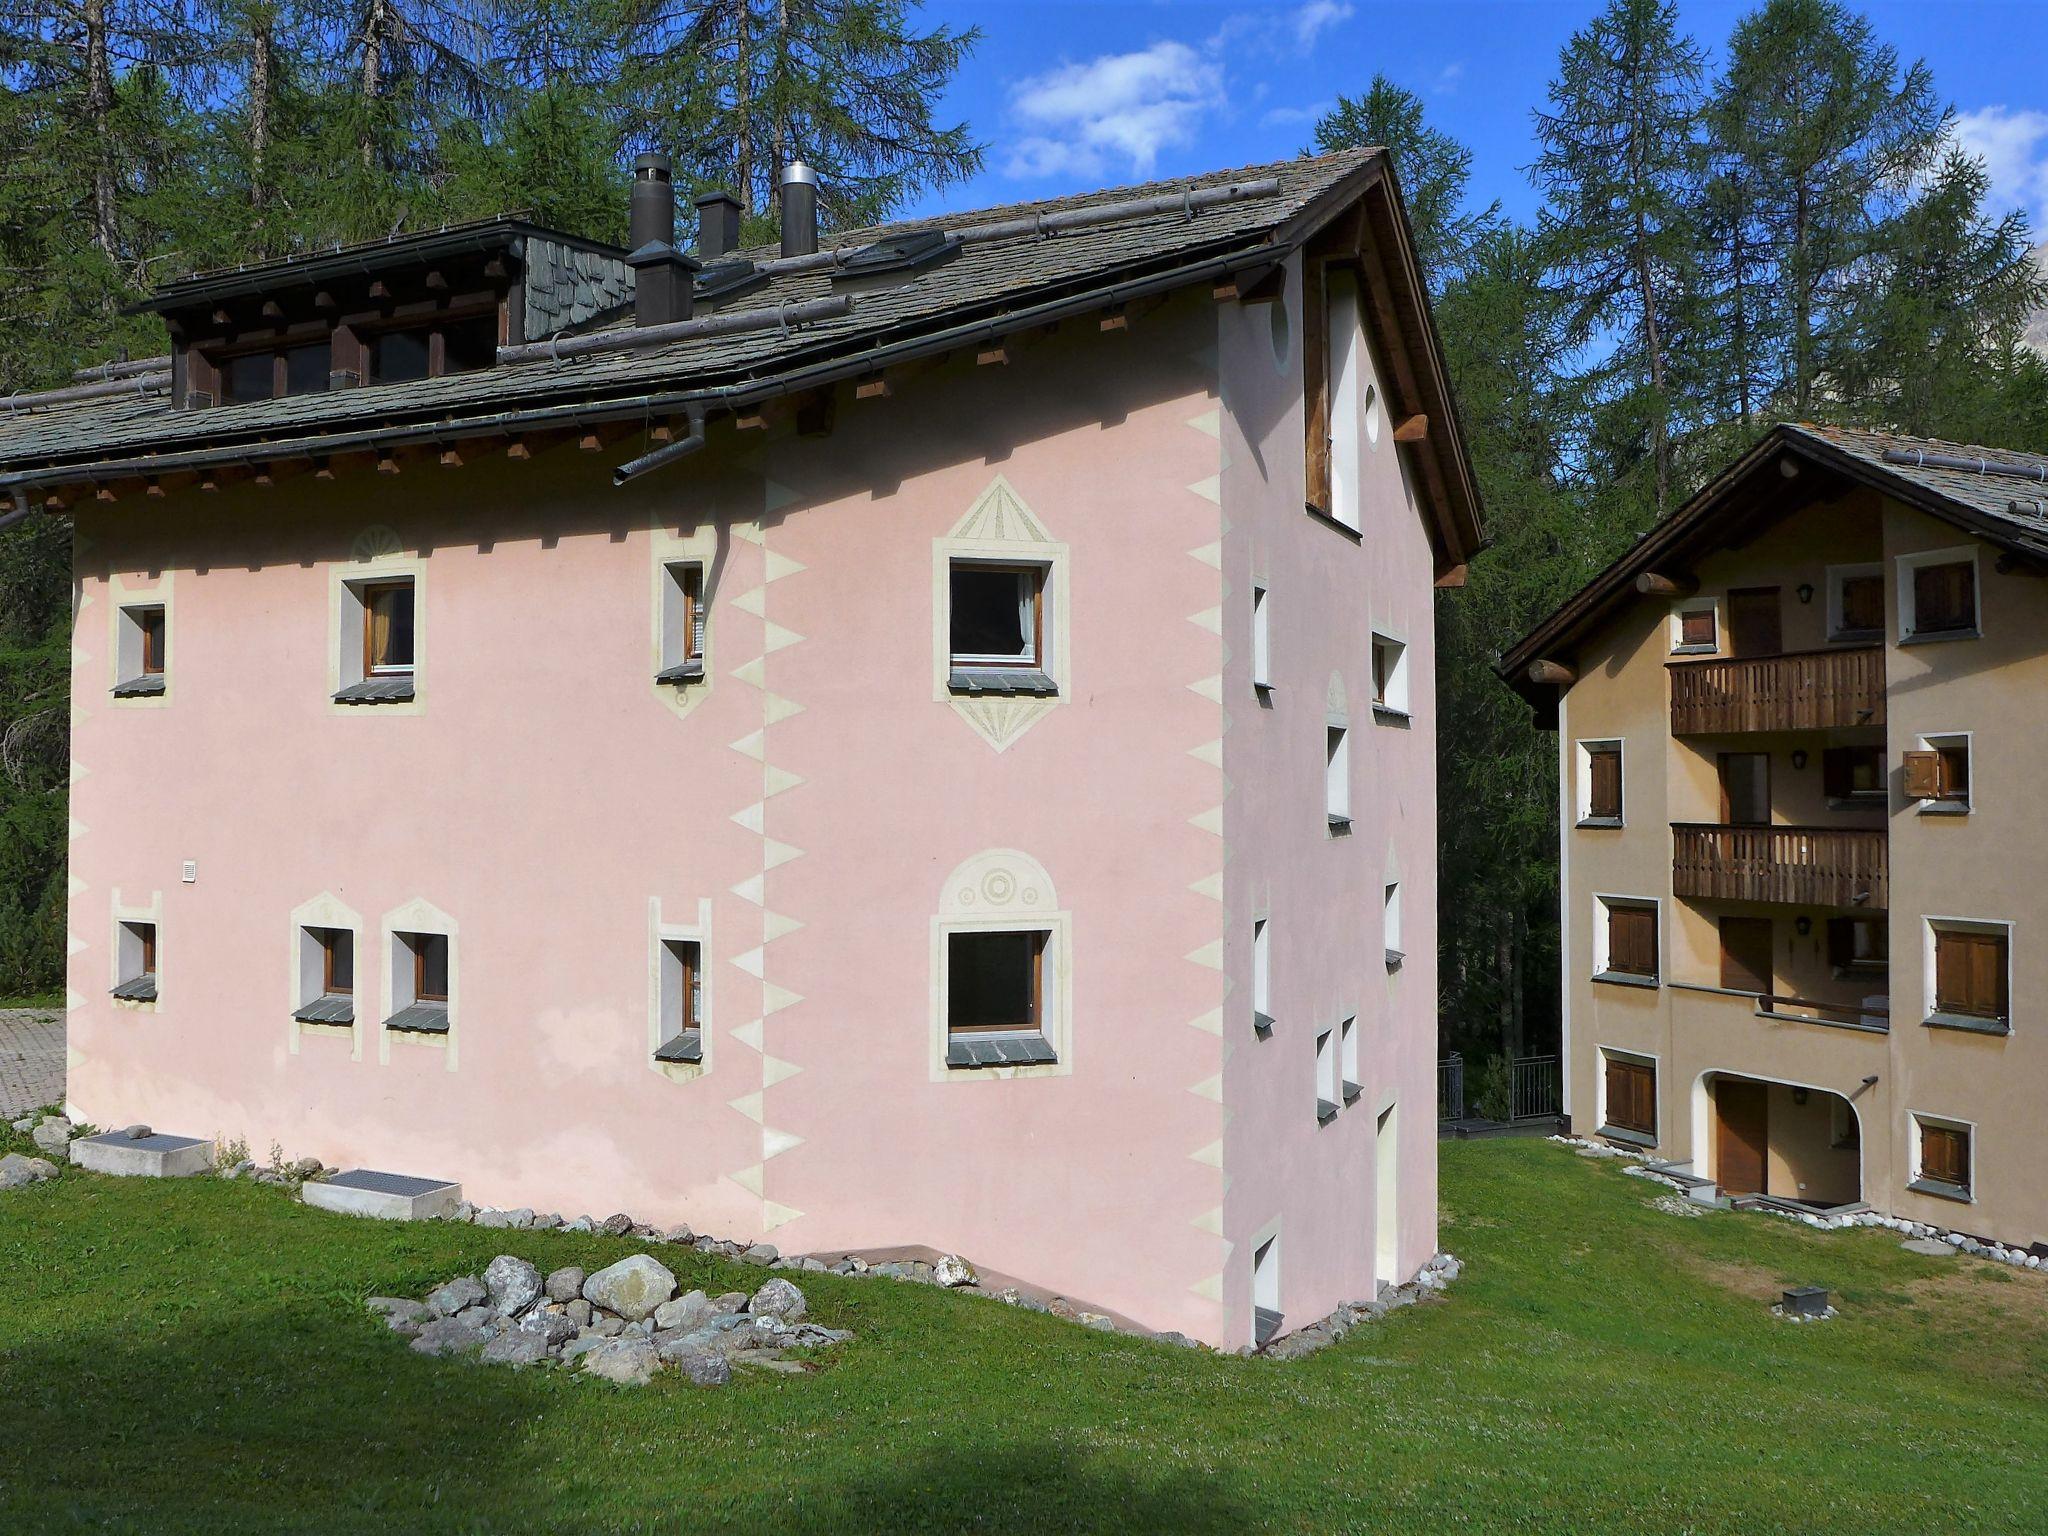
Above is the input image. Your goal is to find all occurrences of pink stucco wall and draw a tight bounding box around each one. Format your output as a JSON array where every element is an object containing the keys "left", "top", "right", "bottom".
[{"left": 65, "top": 279, "right": 1440, "bottom": 1346}]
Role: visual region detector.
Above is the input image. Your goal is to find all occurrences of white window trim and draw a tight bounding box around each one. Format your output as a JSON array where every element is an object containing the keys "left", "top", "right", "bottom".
[
  {"left": 107, "top": 574, "right": 174, "bottom": 709},
  {"left": 1669, "top": 596, "right": 1721, "bottom": 656},
  {"left": 1384, "top": 881, "right": 1404, "bottom": 969},
  {"left": 1575, "top": 738, "right": 1624, "bottom": 827},
  {"left": 1325, "top": 721, "right": 1351, "bottom": 830},
  {"left": 649, "top": 896, "right": 713, "bottom": 1083},
  {"left": 109, "top": 888, "right": 163, "bottom": 1012},
  {"left": 1249, "top": 1219, "right": 1282, "bottom": 1345},
  {"left": 1326, "top": 266, "right": 1363, "bottom": 531},
  {"left": 1339, "top": 1014, "right": 1360, "bottom": 1101},
  {"left": 946, "top": 558, "right": 1048, "bottom": 668},
  {"left": 287, "top": 892, "right": 363, "bottom": 1059},
  {"left": 1592, "top": 894, "right": 1660, "bottom": 986},
  {"left": 1595, "top": 1044, "right": 1659, "bottom": 1142},
  {"left": 1909, "top": 1109, "right": 1976, "bottom": 1202},
  {"left": 650, "top": 526, "right": 718, "bottom": 720},
  {"left": 1371, "top": 631, "right": 1410, "bottom": 719},
  {"left": 658, "top": 559, "right": 709, "bottom": 672},
  {"left": 1896, "top": 546, "right": 1981, "bottom": 643},
  {"left": 329, "top": 547, "right": 426, "bottom": 716},
  {"left": 1314, "top": 1027, "right": 1338, "bottom": 1122},
  {"left": 1251, "top": 583, "right": 1273, "bottom": 692},
  {"left": 929, "top": 849, "right": 1071, "bottom": 1082},
  {"left": 1915, "top": 730, "right": 1973, "bottom": 816},
  {"left": 1824, "top": 561, "right": 1884, "bottom": 642},
  {"left": 377, "top": 897, "right": 457, "bottom": 1069},
  {"left": 1923, "top": 914, "right": 2012, "bottom": 1031},
  {"left": 1252, "top": 912, "right": 1274, "bottom": 1034}
]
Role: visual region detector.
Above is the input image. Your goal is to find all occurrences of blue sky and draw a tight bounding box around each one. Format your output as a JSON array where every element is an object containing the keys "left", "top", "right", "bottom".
[{"left": 905, "top": 1, "right": 2048, "bottom": 235}]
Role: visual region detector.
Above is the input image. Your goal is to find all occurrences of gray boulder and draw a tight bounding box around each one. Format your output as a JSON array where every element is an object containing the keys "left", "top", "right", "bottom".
[
  {"left": 740, "top": 1243, "right": 779, "bottom": 1267},
  {"left": 565, "top": 1299, "right": 593, "bottom": 1327},
  {"left": 484, "top": 1255, "right": 543, "bottom": 1317},
  {"left": 410, "top": 1317, "right": 487, "bottom": 1357},
  {"left": 654, "top": 1290, "right": 713, "bottom": 1332},
  {"left": 1901, "top": 1237, "right": 1956, "bottom": 1257},
  {"left": 480, "top": 1329, "right": 552, "bottom": 1366},
  {"left": 520, "top": 1311, "right": 579, "bottom": 1347},
  {"left": 582, "top": 1254, "right": 677, "bottom": 1322},
  {"left": 119, "top": 1123, "right": 153, "bottom": 1140},
  {"left": 672, "top": 1352, "right": 731, "bottom": 1387},
  {"left": 598, "top": 1212, "right": 635, "bottom": 1237},
  {"left": 590, "top": 1315, "right": 625, "bottom": 1338},
  {"left": 426, "top": 1275, "right": 487, "bottom": 1317},
  {"left": 365, "top": 1296, "right": 434, "bottom": 1335},
  {"left": 781, "top": 1323, "right": 853, "bottom": 1348},
  {"left": 559, "top": 1335, "right": 608, "bottom": 1364},
  {"left": 581, "top": 1337, "right": 658, "bottom": 1386},
  {"left": 748, "top": 1277, "right": 807, "bottom": 1323},
  {"left": 474, "top": 1208, "right": 516, "bottom": 1229},
  {"left": 545, "top": 1266, "right": 586, "bottom": 1303},
  {"left": 9, "top": 1116, "right": 35, "bottom": 1134},
  {"left": 712, "top": 1291, "right": 750, "bottom": 1315},
  {"left": 933, "top": 1253, "right": 976, "bottom": 1288},
  {"left": 31, "top": 1121, "right": 72, "bottom": 1156},
  {"left": 0, "top": 1152, "right": 58, "bottom": 1190}
]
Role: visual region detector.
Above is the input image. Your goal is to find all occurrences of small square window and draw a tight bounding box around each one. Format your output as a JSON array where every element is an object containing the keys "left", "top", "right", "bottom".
[
  {"left": 441, "top": 315, "right": 499, "bottom": 375},
  {"left": 1929, "top": 923, "right": 2007, "bottom": 1029},
  {"left": 113, "top": 920, "right": 158, "bottom": 1002},
  {"left": 658, "top": 562, "right": 707, "bottom": 684},
  {"left": 1371, "top": 634, "right": 1408, "bottom": 717},
  {"left": 1905, "top": 735, "right": 1970, "bottom": 811},
  {"left": 363, "top": 580, "right": 415, "bottom": 676},
  {"left": 950, "top": 563, "right": 1042, "bottom": 667},
  {"left": 1829, "top": 566, "right": 1884, "bottom": 639},
  {"left": 1598, "top": 899, "right": 1658, "bottom": 983},
  {"left": 655, "top": 938, "right": 705, "bottom": 1063},
  {"left": 387, "top": 930, "right": 452, "bottom": 1034},
  {"left": 1603, "top": 1053, "right": 1656, "bottom": 1138},
  {"left": 1913, "top": 1117, "right": 1972, "bottom": 1199},
  {"left": 223, "top": 350, "right": 276, "bottom": 403},
  {"left": 1315, "top": 1028, "right": 1338, "bottom": 1123},
  {"left": 1827, "top": 916, "right": 1887, "bottom": 975},
  {"left": 1325, "top": 724, "right": 1351, "bottom": 830},
  {"left": 946, "top": 929, "right": 1054, "bottom": 1067},
  {"left": 1822, "top": 745, "right": 1885, "bottom": 804},
  {"left": 1900, "top": 551, "right": 1979, "bottom": 641},
  {"left": 284, "top": 342, "right": 331, "bottom": 397},
  {"left": 370, "top": 328, "right": 432, "bottom": 385},
  {"left": 1578, "top": 741, "right": 1623, "bottom": 825},
  {"left": 115, "top": 603, "right": 168, "bottom": 696},
  {"left": 294, "top": 926, "right": 356, "bottom": 1025}
]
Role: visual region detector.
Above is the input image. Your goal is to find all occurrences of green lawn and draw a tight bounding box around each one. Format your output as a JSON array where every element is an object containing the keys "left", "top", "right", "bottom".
[{"left": 3, "top": 1125, "right": 2043, "bottom": 1534}]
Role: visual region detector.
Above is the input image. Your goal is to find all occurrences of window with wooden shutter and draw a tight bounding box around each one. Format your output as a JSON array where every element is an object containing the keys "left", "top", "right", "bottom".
[
  {"left": 1587, "top": 749, "right": 1622, "bottom": 821},
  {"left": 1918, "top": 1122, "right": 1970, "bottom": 1191},
  {"left": 1911, "top": 559, "right": 1976, "bottom": 635},
  {"left": 139, "top": 608, "right": 167, "bottom": 675},
  {"left": 1605, "top": 1057, "right": 1656, "bottom": 1136},
  {"left": 1836, "top": 572, "right": 1884, "bottom": 635},
  {"left": 1827, "top": 916, "right": 1887, "bottom": 973},
  {"left": 1606, "top": 904, "right": 1658, "bottom": 978},
  {"left": 1676, "top": 607, "right": 1716, "bottom": 650},
  {"left": 1823, "top": 745, "right": 1884, "bottom": 801},
  {"left": 1933, "top": 929, "right": 2008, "bottom": 1021}
]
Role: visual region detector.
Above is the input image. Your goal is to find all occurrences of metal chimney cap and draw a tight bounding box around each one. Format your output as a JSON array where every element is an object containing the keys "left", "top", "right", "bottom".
[
  {"left": 695, "top": 189, "right": 742, "bottom": 210},
  {"left": 782, "top": 161, "right": 820, "bottom": 188},
  {"left": 635, "top": 153, "right": 672, "bottom": 180}
]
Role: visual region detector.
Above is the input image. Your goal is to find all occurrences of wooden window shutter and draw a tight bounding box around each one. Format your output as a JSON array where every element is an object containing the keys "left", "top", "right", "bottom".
[
  {"left": 1937, "top": 745, "right": 1970, "bottom": 800},
  {"left": 1679, "top": 608, "right": 1715, "bottom": 648},
  {"left": 1302, "top": 263, "right": 1331, "bottom": 514},
  {"left": 1973, "top": 934, "right": 2009, "bottom": 1019},
  {"left": 1903, "top": 750, "right": 1941, "bottom": 800},
  {"left": 1921, "top": 1124, "right": 1968, "bottom": 1187},
  {"left": 1914, "top": 561, "right": 1976, "bottom": 632},
  {"left": 1609, "top": 906, "right": 1656, "bottom": 977},
  {"left": 1589, "top": 750, "right": 1622, "bottom": 820},
  {"left": 1606, "top": 1059, "right": 1655, "bottom": 1135},
  {"left": 1936, "top": 931, "right": 2008, "bottom": 1019},
  {"left": 1840, "top": 573, "right": 1884, "bottom": 632}
]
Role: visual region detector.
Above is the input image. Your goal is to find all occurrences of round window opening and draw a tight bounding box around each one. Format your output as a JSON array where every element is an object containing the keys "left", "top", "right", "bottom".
[
  {"left": 1364, "top": 380, "right": 1381, "bottom": 447},
  {"left": 1269, "top": 296, "right": 1291, "bottom": 371}
]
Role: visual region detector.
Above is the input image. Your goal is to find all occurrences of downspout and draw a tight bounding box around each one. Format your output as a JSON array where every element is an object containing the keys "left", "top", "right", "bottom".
[{"left": 612, "top": 406, "right": 707, "bottom": 486}]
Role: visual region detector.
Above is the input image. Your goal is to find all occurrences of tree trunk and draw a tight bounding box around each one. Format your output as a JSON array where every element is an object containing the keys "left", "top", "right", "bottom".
[
  {"left": 735, "top": 3, "right": 754, "bottom": 215},
  {"left": 358, "top": 0, "right": 387, "bottom": 170},
  {"left": 84, "top": 0, "right": 119, "bottom": 260},
  {"left": 250, "top": 19, "right": 275, "bottom": 218}
]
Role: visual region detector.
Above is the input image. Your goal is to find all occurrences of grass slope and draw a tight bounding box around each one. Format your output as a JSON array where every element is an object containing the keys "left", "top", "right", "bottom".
[{"left": 2, "top": 1129, "right": 2043, "bottom": 1533}]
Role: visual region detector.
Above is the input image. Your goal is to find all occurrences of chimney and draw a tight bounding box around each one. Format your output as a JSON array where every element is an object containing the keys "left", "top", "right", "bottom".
[
  {"left": 631, "top": 153, "right": 676, "bottom": 249},
  {"left": 780, "top": 161, "right": 819, "bottom": 258},
  {"left": 696, "top": 191, "right": 742, "bottom": 259},
  {"left": 627, "top": 151, "right": 700, "bottom": 326}
]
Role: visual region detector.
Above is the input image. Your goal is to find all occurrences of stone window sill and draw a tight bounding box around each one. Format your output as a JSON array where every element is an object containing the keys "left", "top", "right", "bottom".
[
  {"left": 1593, "top": 970, "right": 1658, "bottom": 990},
  {"left": 1670, "top": 643, "right": 1718, "bottom": 657},
  {"left": 385, "top": 1002, "right": 450, "bottom": 1035},
  {"left": 334, "top": 676, "right": 416, "bottom": 705},
  {"left": 293, "top": 995, "right": 355, "bottom": 1026},
  {"left": 110, "top": 974, "right": 158, "bottom": 1003},
  {"left": 1327, "top": 814, "right": 1352, "bottom": 836},
  {"left": 1342, "top": 1081, "right": 1362, "bottom": 1105},
  {"left": 1908, "top": 1177, "right": 1972, "bottom": 1204},
  {"left": 1923, "top": 1011, "right": 2009, "bottom": 1037},
  {"left": 1899, "top": 628, "right": 1981, "bottom": 647},
  {"left": 1599, "top": 1123, "right": 1657, "bottom": 1149},
  {"left": 654, "top": 1028, "right": 703, "bottom": 1064},
  {"left": 947, "top": 667, "right": 1057, "bottom": 697},
  {"left": 1828, "top": 628, "right": 1882, "bottom": 646},
  {"left": 947, "top": 1031, "right": 1057, "bottom": 1068},
  {"left": 653, "top": 660, "right": 705, "bottom": 686},
  {"left": 112, "top": 675, "right": 167, "bottom": 698},
  {"left": 1316, "top": 1098, "right": 1339, "bottom": 1125},
  {"left": 1576, "top": 816, "right": 1623, "bottom": 830},
  {"left": 1385, "top": 949, "right": 1405, "bottom": 972},
  {"left": 1304, "top": 502, "right": 1363, "bottom": 543},
  {"left": 1915, "top": 800, "right": 1970, "bottom": 817},
  {"left": 1372, "top": 705, "right": 1411, "bottom": 727},
  {"left": 1253, "top": 1011, "right": 1276, "bottom": 1038}
]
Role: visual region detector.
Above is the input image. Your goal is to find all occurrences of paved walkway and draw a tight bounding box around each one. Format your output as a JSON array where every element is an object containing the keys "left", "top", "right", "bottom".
[{"left": 0, "top": 1009, "right": 65, "bottom": 1119}]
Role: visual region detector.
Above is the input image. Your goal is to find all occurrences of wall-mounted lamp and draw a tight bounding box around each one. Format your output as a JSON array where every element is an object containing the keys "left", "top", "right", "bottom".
[
  {"left": 1797, "top": 582, "right": 1815, "bottom": 604},
  {"left": 1795, "top": 915, "right": 1813, "bottom": 937},
  {"left": 1791, "top": 749, "right": 1809, "bottom": 770}
]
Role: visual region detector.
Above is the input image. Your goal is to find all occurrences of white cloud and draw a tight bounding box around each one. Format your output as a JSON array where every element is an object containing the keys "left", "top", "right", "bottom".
[
  {"left": 1006, "top": 40, "right": 1227, "bottom": 180},
  {"left": 1291, "top": 1, "right": 1353, "bottom": 50},
  {"left": 1263, "top": 101, "right": 1333, "bottom": 129},
  {"left": 1950, "top": 105, "right": 2048, "bottom": 227},
  {"left": 1433, "top": 61, "right": 1465, "bottom": 96}
]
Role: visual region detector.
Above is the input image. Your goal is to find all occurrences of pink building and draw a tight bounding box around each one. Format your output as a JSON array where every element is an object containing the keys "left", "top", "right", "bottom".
[{"left": 2, "top": 148, "right": 1480, "bottom": 1348}]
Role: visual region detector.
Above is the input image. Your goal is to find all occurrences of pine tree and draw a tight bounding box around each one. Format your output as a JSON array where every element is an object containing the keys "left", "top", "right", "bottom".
[
  {"left": 1712, "top": 0, "right": 1945, "bottom": 414},
  {"left": 1533, "top": 0, "right": 1704, "bottom": 519},
  {"left": 1312, "top": 74, "right": 1499, "bottom": 290}
]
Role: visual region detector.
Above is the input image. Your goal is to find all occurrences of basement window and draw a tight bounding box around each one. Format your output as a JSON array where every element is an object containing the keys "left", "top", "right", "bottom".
[
  {"left": 1601, "top": 1051, "right": 1656, "bottom": 1141},
  {"left": 335, "top": 577, "right": 416, "bottom": 705},
  {"left": 113, "top": 604, "right": 167, "bottom": 697},
  {"left": 654, "top": 938, "right": 704, "bottom": 1063},
  {"left": 112, "top": 920, "right": 158, "bottom": 1003},
  {"left": 657, "top": 562, "right": 707, "bottom": 684},
  {"left": 387, "top": 931, "right": 451, "bottom": 1034},
  {"left": 1911, "top": 1115, "right": 1972, "bottom": 1201},
  {"left": 945, "top": 929, "right": 1055, "bottom": 1068},
  {"left": 1251, "top": 1235, "right": 1281, "bottom": 1347},
  {"left": 947, "top": 561, "right": 1054, "bottom": 696},
  {"left": 294, "top": 926, "right": 355, "bottom": 1025}
]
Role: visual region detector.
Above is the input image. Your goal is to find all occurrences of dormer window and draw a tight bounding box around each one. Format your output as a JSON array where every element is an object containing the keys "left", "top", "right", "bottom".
[
  {"left": 216, "top": 340, "right": 331, "bottom": 402},
  {"left": 366, "top": 314, "right": 497, "bottom": 385}
]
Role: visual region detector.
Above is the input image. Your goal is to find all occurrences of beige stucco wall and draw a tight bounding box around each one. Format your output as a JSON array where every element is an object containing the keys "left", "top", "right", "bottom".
[{"left": 1557, "top": 482, "right": 2048, "bottom": 1247}]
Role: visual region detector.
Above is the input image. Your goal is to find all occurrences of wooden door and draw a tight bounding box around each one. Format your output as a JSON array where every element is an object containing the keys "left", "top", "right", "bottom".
[
  {"left": 1716, "top": 1078, "right": 1769, "bottom": 1196},
  {"left": 1719, "top": 916, "right": 1775, "bottom": 995},
  {"left": 1718, "top": 752, "right": 1771, "bottom": 825},
  {"left": 1728, "top": 587, "right": 1782, "bottom": 658}
]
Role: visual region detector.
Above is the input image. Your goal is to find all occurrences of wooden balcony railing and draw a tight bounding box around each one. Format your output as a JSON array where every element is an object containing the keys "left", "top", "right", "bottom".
[
  {"left": 1672, "top": 823, "right": 1889, "bottom": 909},
  {"left": 1668, "top": 646, "right": 1885, "bottom": 735}
]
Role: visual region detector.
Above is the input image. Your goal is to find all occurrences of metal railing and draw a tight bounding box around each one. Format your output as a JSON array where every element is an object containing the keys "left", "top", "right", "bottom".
[
  {"left": 1437, "top": 1053, "right": 1464, "bottom": 1123},
  {"left": 1668, "top": 645, "right": 1885, "bottom": 735},
  {"left": 1510, "top": 1054, "right": 1562, "bottom": 1122}
]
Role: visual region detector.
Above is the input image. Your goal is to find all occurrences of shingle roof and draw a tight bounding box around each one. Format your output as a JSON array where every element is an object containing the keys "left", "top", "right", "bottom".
[
  {"left": 1499, "top": 420, "right": 2048, "bottom": 716},
  {"left": 0, "top": 152, "right": 1370, "bottom": 473}
]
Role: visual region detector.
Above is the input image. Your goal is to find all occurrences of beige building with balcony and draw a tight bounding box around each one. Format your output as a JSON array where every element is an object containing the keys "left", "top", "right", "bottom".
[{"left": 1503, "top": 424, "right": 2048, "bottom": 1250}]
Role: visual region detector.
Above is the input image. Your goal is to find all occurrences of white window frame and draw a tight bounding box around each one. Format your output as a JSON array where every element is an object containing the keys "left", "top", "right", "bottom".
[
  {"left": 1915, "top": 730, "right": 1973, "bottom": 816},
  {"left": 1325, "top": 722, "right": 1351, "bottom": 830},
  {"left": 1384, "top": 882, "right": 1403, "bottom": 969},
  {"left": 1824, "top": 561, "right": 1884, "bottom": 642},
  {"left": 1371, "top": 632, "right": 1410, "bottom": 718},
  {"left": 1909, "top": 1110, "right": 1976, "bottom": 1202},
  {"left": 658, "top": 559, "right": 708, "bottom": 679},
  {"left": 1897, "top": 546, "right": 1981, "bottom": 643},
  {"left": 1339, "top": 1014, "right": 1360, "bottom": 1102},
  {"left": 946, "top": 557, "right": 1049, "bottom": 670},
  {"left": 1314, "top": 1027, "right": 1338, "bottom": 1122},
  {"left": 329, "top": 547, "right": 426, "bottom": 714},
  {"left": 1252, "top": 914, "right": 1274, "bottom": 1034},
  {"left": 1575, "top": 738, "right": 1624, "bottom": 827},
  {"left": 1251, "top": 584, "right": 1272, "bottom": 691},
  {"left": 929, "top": 850, "right": 1071, "bottom": 1082},
  {"left": 1923, "top": 915, "right": 2012, "bottom": 1032},
  {"left": 1669, "top": 597, "right": 1720, "bottom": 656},
  {"left": 1593, "top": 894, "right": 1660, "bottom": 985}
]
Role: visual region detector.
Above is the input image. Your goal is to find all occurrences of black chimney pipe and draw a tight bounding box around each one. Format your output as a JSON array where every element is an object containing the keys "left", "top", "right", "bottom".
[
  {"left": 780, "top": 162, "right": 819, "bottom": 258},
  {"left": 696, "top": 191, "right": 742, "bottom": 259},
  {"left": 631, "top": 153, "right": 676, "bottom": 249}
]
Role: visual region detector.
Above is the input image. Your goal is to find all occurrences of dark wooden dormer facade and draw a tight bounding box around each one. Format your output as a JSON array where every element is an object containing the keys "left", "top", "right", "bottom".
[{"left": 147, "top": 219, "right": 635, "bottom": 410}]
